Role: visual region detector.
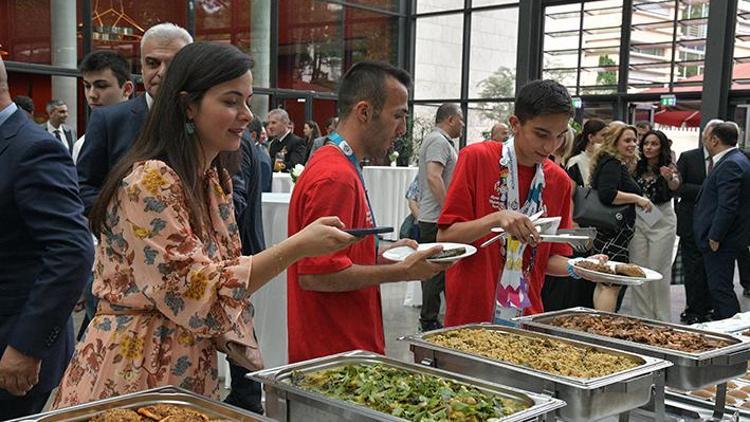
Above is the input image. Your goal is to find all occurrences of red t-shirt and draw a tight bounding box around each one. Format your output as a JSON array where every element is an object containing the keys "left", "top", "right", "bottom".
[
  {"left": 438, "top": 142, "right": 573, "bottom": 326},
  {"left": 287, "top": 145, "right": 384, "bottom": 363}
]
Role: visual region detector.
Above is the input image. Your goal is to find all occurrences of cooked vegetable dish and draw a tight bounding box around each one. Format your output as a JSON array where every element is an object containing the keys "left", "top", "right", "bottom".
[
  {"left": 290, "top": 363, "right": 529, "bottom": 421},
  {"left": 90, "top": 404, "right": 215, "bottom": 422},
  {"left": 427, "top": 328, "right": 639, "bottom": 378},
  {"left": 430, "top": 247, "right": 466, "bottom": 259},
  {"left": 549, "top": 314, "right": 733, "bottom": 353}
]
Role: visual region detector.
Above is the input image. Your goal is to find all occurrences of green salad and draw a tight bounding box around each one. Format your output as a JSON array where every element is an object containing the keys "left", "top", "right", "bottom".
[{"left": 290, "top": 363, "right": 529, "bottom": 421}]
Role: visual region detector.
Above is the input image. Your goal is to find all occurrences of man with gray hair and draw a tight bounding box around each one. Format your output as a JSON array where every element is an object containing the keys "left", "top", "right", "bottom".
[
  {"left": 42, "top": 99, "right": 76, "bottom": 154},
  {"left": 267, "top": 108, "right": 306, "bottom": 171},
  {"left": 76, "top": 22, "right": 192, "bottom": 213},
  {"left": 677, "top": 118, "right": 728, "bottom": 324},
  {"left": 416, "top": 102, "right": 464, "bottom": 331}
]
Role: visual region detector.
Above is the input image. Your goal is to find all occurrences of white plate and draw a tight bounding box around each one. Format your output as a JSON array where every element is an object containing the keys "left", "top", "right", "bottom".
[
  {"left": 571, "top": 258, "right": 662, "bottom": 286},
  {"left": 382, "top": 242, "right": 477, "bottom": 263}
]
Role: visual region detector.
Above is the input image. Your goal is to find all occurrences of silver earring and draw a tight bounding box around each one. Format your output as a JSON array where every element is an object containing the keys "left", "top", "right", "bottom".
[{"left": 185, "top": 120, "right": 196, "bottom": 135}]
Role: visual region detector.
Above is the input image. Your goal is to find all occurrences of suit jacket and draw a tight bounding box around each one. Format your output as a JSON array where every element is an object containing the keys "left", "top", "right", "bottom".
[
  {"left": 0, "top": 109, "right": 94, "bottom": 397},
  {"left": 40, "top": 122, "right": 77, "bottom": 154},
  {"left": 268, "top": 132, "right": 306, "bottom": 171},
  {"left": 693, "top": 148, "right": 750, "bottom": 252},
  {"left": 676, "top": 147, "right": 707, "bottom": 237},
  {"left": 256, "top": 142, "right": 272, "bottom": 193},
  {"left": 77, "top": 94, "right": 149, "bottom": 214},
  {"left": 234, "top": 130, "right": 267, "bottom": 256}
]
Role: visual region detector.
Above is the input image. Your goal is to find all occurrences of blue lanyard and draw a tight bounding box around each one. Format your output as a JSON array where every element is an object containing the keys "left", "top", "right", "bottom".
[{"left": 327, "top": 131, "right": 378, "bottom": 229}]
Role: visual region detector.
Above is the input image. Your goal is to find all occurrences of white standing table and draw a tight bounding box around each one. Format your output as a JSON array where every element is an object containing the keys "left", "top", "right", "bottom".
[
  {"left": 362, "top": 166, "right": 418, "bottom": 241},
  {"left": 271, "top": 172, "right": 294, "bottom": 193}
]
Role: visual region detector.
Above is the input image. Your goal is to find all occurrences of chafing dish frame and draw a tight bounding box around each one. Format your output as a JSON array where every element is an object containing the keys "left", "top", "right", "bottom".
[
  {"left": 400, "top": 323, "right": 672, "bottom": 422},
  {"left": 7, "top": 386, "right": 273, "bottom": 422},
  {"left": 250, "top": 349, "right": 565, "bottom": 422},
  {"left": 516, "top": 307, "right": 750, "bottom": 419}
]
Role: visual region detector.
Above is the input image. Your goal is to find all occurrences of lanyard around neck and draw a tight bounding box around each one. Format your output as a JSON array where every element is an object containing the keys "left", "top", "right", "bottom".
[{"left": 327, "top": 132, "right": 377, "bottom": 228}]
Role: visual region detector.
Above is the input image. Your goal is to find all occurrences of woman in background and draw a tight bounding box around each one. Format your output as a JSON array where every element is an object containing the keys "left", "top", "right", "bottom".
[
  {"left": 629, "top": 130, "right": 680, "bottom": 321},
  {"left": 303, "top": 120, "right": 321, "bottom": 161},
  {"left": 567, "top": 118, "right": 607, "bottom": 187}
]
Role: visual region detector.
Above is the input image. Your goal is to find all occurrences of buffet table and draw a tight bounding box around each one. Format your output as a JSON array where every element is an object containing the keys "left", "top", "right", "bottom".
[
  {"left": 251, "top": 193, "right": 291, "bottom": 369},
  {"left": 271, "top": 172, "right": 294, "bottom": 193}
]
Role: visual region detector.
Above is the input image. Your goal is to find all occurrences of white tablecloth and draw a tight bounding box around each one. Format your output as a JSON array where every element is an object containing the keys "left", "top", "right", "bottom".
[
  {"left": 271, "top": 172, "right": 293, "bottom": 193},
  {"left": 251, "top": 192, "right": 291, "bottom": 368},
  {"left": 362, "top": 166, "right": 418, "bottom": 241}
]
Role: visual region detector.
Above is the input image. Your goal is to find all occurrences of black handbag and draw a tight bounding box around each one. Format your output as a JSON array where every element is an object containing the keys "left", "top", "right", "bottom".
[{"left": 572, "top": 186, "right": 630, "bottom": 232}]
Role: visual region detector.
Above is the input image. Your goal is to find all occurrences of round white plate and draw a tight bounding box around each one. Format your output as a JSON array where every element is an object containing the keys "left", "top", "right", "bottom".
[
  {"left": 571, "top": 258, "right": 662, "bottom": 286},
  {"left": 382, "top": 242, "right": 477, "bottom": 263}
]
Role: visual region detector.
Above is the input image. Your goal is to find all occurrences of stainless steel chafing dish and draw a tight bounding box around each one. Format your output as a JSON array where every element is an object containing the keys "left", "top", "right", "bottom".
[
  {"left": 400, "top": 324, "right": 671, "bottom": 422},
  {"left": 7, "top": 386, "right": 273, "bottom": 422},
  {"left": 515, "top": 307, "right": 750, "bottom": 390},
  {"left": 250, "top": 350, "right": 565, "bottom": 422}
]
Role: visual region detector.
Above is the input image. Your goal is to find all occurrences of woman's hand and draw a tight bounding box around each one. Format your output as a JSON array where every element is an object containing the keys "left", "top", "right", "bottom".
[
  {"left": 292, "top": 217, "right": 359, "bottom": 258},
  {"left": 495, "top": 210, "right": 540, "bottom": 245},
  {"left": 659, "top": 165, "right": 674, "bottom": 179},
  {"left": 636, "top": 196, "right": 653, "bottom": 212}
]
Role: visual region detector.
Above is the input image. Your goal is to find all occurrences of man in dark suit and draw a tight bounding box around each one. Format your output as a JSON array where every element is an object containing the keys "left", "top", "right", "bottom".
[
  {"left": 41, "top": 99, "right": 76, "bottom": 155},
  {"left": 76, "top": 23, "right": 192, "bottom": 213},
  {"left": 694, "top": 122, "right": 750, "bottom": 320},
  {"left": 266, "top": 108, "right": 306, "bottom": 172},
  {"left": 676, "top": 119, "right": 721, "bottom": 324},
  {"left": 226, "top": 116, "right": 268, "bottom": 414},
  {"left": 0, "top": 56, "right": 94, "bottom": 419}
]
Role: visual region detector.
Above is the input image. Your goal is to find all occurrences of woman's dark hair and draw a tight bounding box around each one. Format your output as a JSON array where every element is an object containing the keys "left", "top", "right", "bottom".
[
  {"left": 571, "top": 118, "right": 607, "bottom": 157},
  {"left": 635, "top": 130, "right": 673, "bottom": 176},
  {"left": 89, "top": 42, "right": 253, "bottom": 238},
  {"left": 514, "top": 79, "right": 574, "bottom": 123},
  {"left": 304, "top": 120, "right": 321, "bottom": 143}
]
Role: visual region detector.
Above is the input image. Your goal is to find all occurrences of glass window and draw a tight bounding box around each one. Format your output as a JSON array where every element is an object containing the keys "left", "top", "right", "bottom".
[
  {"left": 468, "top": 7, "right": 518, "bottom": 99},
  {"left": 344, "top": 0, "right": 399, "bottom": 13},
  {"left": 628, "top": 0, "right": 709, "bottom": 93},
  {"left": 196, "top": 0, "right": 251, "bottom": 48},
  {"left": 277, "top": 1, "right": 397, "bottom": 92},
  {"left": 472, "top": 0, "right": 519, "bottom": 7},
  {"left": 0, "top": 0, "right": 86, "bottom": 66},
  {"left": 733, "top": 0, "right": 750, "bottom": 90},
  {"left": 416, "top": 0, "right": 463, "bottom": 14},
  {"left": 542, "top": 1, "right": 623, "bottom": 96},
  {"left": 414, "top": 13, "right": 464, "bottom": 99},
  {"left": 410, "top": 104, "right": 440, "bottom": 156}
]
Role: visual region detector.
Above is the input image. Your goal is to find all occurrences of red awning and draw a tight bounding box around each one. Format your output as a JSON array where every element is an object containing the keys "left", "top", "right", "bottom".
[{"left": 653, "top": 108, "right": 701, "bottom": 127}]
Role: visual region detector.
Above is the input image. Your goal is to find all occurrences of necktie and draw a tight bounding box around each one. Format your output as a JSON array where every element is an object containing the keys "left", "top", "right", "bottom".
[
  {"left": 707, "top": 156, "right": 714, "bottom": 174},
  {"left": 53, "top": 129, "right": 62, "bottom": 143}
]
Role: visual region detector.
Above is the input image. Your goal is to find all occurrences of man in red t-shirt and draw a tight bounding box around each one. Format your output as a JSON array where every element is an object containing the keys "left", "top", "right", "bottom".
[
  {"left": 438, "top": 79, "right": 581, "bottom": 326},
  {"left": 287, "top": 61, "right": 450, "bottom": 363}
]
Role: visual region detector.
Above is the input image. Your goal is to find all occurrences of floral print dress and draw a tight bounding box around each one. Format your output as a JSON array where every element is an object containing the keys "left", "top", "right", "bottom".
[{"left": 52, "top": 160, "right": 254, "bottom": 408}]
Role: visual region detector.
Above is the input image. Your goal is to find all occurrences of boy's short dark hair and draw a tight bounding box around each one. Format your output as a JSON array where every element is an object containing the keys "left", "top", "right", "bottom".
[
  {"left": 514, "top": 79, "right": 574, "bottom": 123},
  {"left": 247, "top": 116, "right": 263, "bottom": 140},
  {"left": 79, "top": 50, "right": 132, "bottom": 87},
  {"left": 12, "top": 95, "right": 34, "bottom": 114},
  {"left": 711, "top": 122, "right": 739, "bottom": 146},
  {"left": 337, "top": 60, "right": 412, "bottom": 118}
]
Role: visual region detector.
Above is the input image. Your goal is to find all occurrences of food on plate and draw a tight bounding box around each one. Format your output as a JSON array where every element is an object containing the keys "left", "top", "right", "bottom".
[
  {"left": 429, "top": 247, "right": 466, "bottom": 260},
  {"left": 742, "top": 401, "right": 750, "bottom": 409},
  {"left": 574, "top": 258, "right": 615, "bottom": 274},
  {"left": 728, "top": 389, "right": 749, "bottom": 399},
  {"left": 137, "top": 404, "right": 208, "bottom": 421},
  {"left": 689, "top": 389, "right": 713, "bottom": 399},
  {"left": 614, "top": 263, "right": 646, "bottom": 278},
  {"left": 290, "top": 363, "right": 529, "bottom": 421},
  {"left": 549, "top": 314, "right": 733, "bottom": 353},
  {"left": 427, "top": 328, "right": 639, "bottom": 378},
  {"left": 741, "top": 330, "right": 750, "bottom": 337},
  {"left": 89, "top": 409, "right": 143, "bottom": 422}
]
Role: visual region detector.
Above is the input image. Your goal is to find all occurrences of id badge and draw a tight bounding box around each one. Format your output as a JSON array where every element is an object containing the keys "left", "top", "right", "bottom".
[{"left": 493, "top": 302, "right": 523, "bottom": 327}]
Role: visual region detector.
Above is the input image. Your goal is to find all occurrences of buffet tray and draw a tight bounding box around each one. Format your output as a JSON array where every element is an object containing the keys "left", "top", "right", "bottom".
[
  {"left": 8, "top": 386, "right": 273, "bottom": 422},
  {"left": 516, "top": 307, "right": 750, "bottom": 390},
  {"left": 400, "top": 324, "right": 671, "bottom": 421},
  {"left": 249, "top": 350, "right": 565, "bottom": 422}
]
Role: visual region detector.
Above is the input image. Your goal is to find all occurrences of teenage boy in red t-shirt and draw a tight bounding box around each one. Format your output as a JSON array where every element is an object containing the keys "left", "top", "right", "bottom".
[
  {"left": 287, "top": 61, "right": 450, "bottom": 363},
  {"left": 438, "top": 79, "right": 581, "bottom": 326}
]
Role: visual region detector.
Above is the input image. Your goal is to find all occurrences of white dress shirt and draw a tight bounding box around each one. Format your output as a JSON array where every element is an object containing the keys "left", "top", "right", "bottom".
[{"left": 46, "top": 121, "right": 71, "bottom": 151}]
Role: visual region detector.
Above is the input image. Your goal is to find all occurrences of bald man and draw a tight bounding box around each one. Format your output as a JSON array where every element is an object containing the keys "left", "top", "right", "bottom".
[{"left": 489, "top": 122, "right": 510, "bottom": 142}]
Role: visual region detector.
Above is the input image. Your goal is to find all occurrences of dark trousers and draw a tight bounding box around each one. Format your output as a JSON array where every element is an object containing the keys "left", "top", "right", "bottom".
[
  {"left": 681, "top": 234, "right": 713, "bottom": 316},
  {"left": 738, "top": 247, "right": 750, "bottom": 290},
  {"left": 224, "top": 361, "right": 263, "bottom": 414},
  {"left": 418, "top": 221, "right": 444, "bottom": 327},
  {"left": 0, "top": 391, "right": 50, "bottom": 421},
  {"left": 704, "top": 249, "right": 741, "bottom": 320}
]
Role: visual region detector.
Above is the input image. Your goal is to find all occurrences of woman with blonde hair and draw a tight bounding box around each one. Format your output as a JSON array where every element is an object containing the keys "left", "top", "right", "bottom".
[{"left": 586, "top": 122, "right": 653, "bottom": 311}]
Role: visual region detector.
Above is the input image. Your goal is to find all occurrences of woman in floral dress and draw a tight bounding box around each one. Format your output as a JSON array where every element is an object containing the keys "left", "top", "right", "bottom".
[{"left": 52, "top": 43, "right": 356, "bottom": 408}]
